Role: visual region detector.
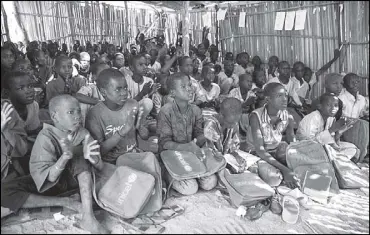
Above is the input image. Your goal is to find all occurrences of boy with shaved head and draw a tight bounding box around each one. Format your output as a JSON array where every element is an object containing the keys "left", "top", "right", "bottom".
[{"left": 2, "top": 95, "right": 109, "bottom": 233}]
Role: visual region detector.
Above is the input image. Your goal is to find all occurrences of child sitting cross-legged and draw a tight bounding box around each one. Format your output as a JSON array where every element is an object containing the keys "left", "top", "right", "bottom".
[
  {"left": 2, "top": 94, "right": 109, "bottom": 233},
  {"left": 297, "top": 93, "right": 360, "bottom": 162},
  {"left": 250, "top": 83, "right": 299, "bottom": 188},
  {"left": 157, "top": 73, "right": 217, "bottom": 195},
  {"left": 203, "top": 98, "right": 254, "bottom": 173},
  {"left": 85, "top": 68, "right": 153, "bottom": 165},
  {"left": 75, "top": 62, "right": 110, "bottom": 126}
]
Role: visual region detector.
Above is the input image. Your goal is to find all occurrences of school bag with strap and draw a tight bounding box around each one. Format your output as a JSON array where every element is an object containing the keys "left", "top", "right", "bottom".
[
  {"left": 218, "top": 168, "right": 275, "bottom": 207},
  {"left": 116, "top": 152, "right": 163, "bottom": 214},
  {"left": 324, "top": 145, "right": 369, "bottom": 189},
  {"left": 92, "top": 163, "right": 155, "bottom": 219},
  {"left": 286, "top": 140, "right": 340, "bottom": 195},
  {"left": 161, "top": 147, "right": 226, "bottom": 200}
]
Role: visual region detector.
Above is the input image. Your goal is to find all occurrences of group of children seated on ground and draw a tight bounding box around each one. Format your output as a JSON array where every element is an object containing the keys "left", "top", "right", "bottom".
[{"left": 1, "top": 36, "right": 369, "bottom": 233}]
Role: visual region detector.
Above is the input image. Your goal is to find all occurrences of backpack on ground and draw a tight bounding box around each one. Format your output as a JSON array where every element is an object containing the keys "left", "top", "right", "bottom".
[
  {"left": 160, "top": 147, "right": 226, "bottom": 200},
  {"left": 286, "top": 140, "right": 340, "bottom": 195},
  {"left": 218, "top": 168, "right": 275, "bottom": 207},
  {"left": 325, "top": 145, "right": 369, "bottom": 189},
  {"left": 92, "top": 163, "right": 155, "bottom": 219},
  {"left": 116, "top": 152, "right": 163, "bottom": 214}
]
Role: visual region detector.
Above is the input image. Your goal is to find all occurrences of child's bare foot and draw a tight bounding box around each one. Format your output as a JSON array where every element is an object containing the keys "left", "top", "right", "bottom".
[{"left": 80, "top": 215, "right": 109, "bottom": 234}]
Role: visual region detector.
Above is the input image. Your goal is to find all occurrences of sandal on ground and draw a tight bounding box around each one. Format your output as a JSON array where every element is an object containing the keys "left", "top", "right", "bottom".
[
  {"left": 245, "top": 199, "right": 271, "bottom": 221},
  {"left": 281, "top": 195, "right": 300, "bottom": 224}
]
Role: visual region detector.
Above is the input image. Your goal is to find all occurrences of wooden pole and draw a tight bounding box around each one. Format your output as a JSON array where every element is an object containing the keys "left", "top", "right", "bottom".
[
  {"left": 182, "top": 1, "right": 190, "bottom": 56},
  {"left": 215, "top": 5, "right": 219, "bottom": 51},
  {"left": 36, "top": 1, "right": 47, "bottom": 41},
  {"left": 13, "top": 1, "right": 28, "bottom": 43},
  {"left": 124, "top": 1, "right": 129, "bottom": 49},
  {"left": 1, "top": 1, "right": 10, "bottom": 41},
  {"left": 97, "top": 1, "right": 104, "bottom": 42},
  {"left": 67, "top": 2, "right": 75, "bottom": 43}
]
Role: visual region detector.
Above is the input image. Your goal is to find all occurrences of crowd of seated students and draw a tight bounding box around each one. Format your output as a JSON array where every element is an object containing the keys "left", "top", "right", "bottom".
[{"left": 1, "top": 35, "right": 369, "bottom": 233}]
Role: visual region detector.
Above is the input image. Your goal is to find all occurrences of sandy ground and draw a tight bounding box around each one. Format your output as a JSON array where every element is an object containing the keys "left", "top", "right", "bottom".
[
  {"left": 2, "top": 138, "right": 369, "bottom": 234},
  {"left": 1, "top": 187, "right": 369, "bottom": 234}
]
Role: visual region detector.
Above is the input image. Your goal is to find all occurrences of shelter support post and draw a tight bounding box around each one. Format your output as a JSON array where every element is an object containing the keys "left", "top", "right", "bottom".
[
  {"left": 124, "top": 1, "right": 129, "bottom": 50},
  {"left": 1, "top": 1, "right": 10, "bottom": 42},
  {"left": 182, "top": 1, "right": 190, "bottom": 56}
]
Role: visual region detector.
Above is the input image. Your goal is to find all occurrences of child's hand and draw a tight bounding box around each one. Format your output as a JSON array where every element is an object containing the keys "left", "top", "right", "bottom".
[
  {"left": 330, "top": 143, "right": 342, "bottom": 152},
  {"left": 244, "top": 96, "right": 257, "bottom": 106},
  {"left": 135, "top": 105, "right": 144, "bottom": 129},
  {"left": 118, "top": 107, "right": 137, "bottom": 137},
  {"left": 149, "top": 83, "right": 161, "bottom": 97},
  {"left": 60, "top": 134, "right": 73, "bottom": 158},
  {"left": 140, "top": 82, "right": 153, "bottom": 96},
  {"left": 83, "top": 134, "right": 100, "bottom": 164},
  {"left": 1, "top": 102, "right": 14, "bottom": 132}
]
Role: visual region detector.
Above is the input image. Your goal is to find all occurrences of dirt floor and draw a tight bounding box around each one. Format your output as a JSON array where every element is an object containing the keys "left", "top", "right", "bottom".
[
  {"left": 1, "top": 138, "right": 369, "bottom": 234},
  {"left": 1, "top": 187, "right": 369, "bottom": 234}
]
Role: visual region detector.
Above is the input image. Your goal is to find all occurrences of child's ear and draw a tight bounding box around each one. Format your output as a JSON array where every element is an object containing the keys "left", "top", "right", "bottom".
[
  {"left": 50, "top": 111, "right": 58, "bottom": 123},
  {"left": 1, "top": 89, "right": 10, "bottom": 99},
  {"left": 169, "top": 89, "right": 175, "bottom": 98},
  {"left": 99, "top": 87, "right": 107, "bottom": 97}
]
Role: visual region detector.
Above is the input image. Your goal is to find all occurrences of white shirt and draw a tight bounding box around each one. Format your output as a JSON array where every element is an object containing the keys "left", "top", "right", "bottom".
[
  {"left": 291, "top": 77, "right": 309, "bottom": 99},
  {"left": 148, "top": 61, "right": 161, "bottom": 73},
  {"left": 297, "top": 110, "right": 336, "bottom": 145},
  {"left": 125, "top": 75, "right": 154, "bottom": 99},
  {"left": 297, "top": 110, "right": 359, "bottom": 159},
  {"left": 218, "top": 72, "right": 239, "bottom": 95},
  {"left": 228, "top": 87, "right": 256, "bottom": 102},
  {"left": 197, "top": 83, "right": 220, "bottom": 103},
  {"left": 234, "top": 64, "right": 246, "bottom": 76},
  {"left": 338, "top": 88, "right": 369, "bottom": 118},
  {"left": 264, "top": 76, "right": 302, "bottom": 106}
]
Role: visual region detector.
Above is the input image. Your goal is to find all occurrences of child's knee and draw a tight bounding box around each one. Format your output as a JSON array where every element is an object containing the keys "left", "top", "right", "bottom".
[
  {"left": 257, "top": 161, "right": 283, "bottom": 187},
  {"left": 275, "top": 142, "right": 288, "bottom": 165},
  {"left": 198, "top": 174, "right": 217, "bottom": 191},
  {"left": 172, "top": 179, "right": 198, "bottom": 195},
  {"left": 140, "top": 98, "right": 154, "bottom": 115}
]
